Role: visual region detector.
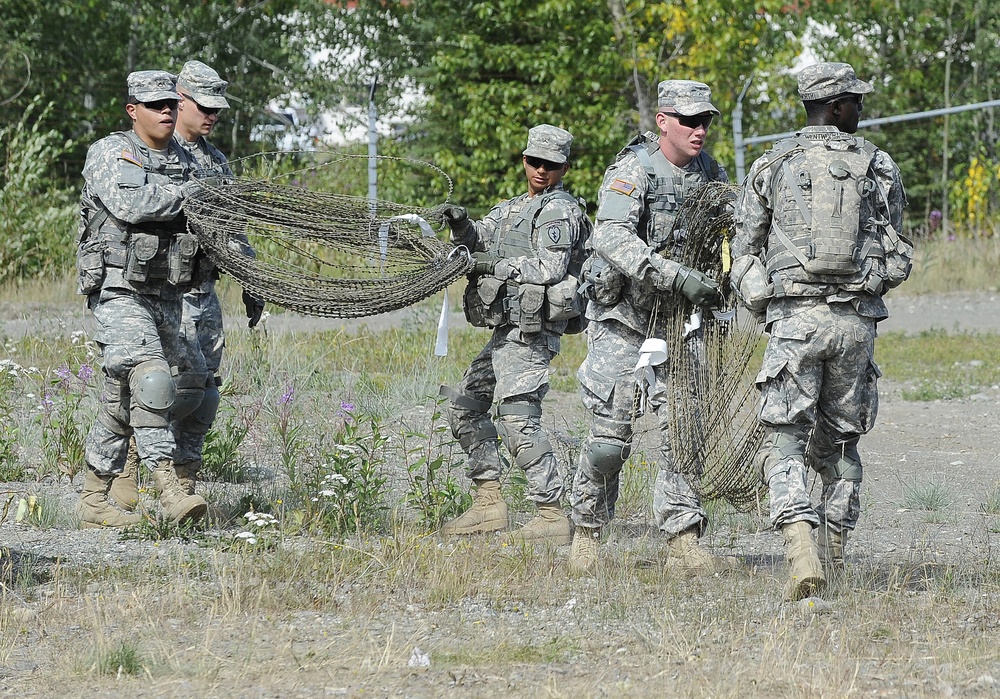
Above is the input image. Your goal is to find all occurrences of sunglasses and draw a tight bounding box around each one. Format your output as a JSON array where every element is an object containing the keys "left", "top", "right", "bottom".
[
  {"left": 660, "top": 112, "right": 714, "bottom": 129},
  {"left": 141, "top": 99, "right": 179, "bottom": 111},
  {"left": 825, "top": 93, "right": 864, "bottom": 107},
  {"left": 182, "top": 94, "right": 221, "bottom": 116},
  {"left": 525, "top": 156, "right": 564, "bottom": 171}
]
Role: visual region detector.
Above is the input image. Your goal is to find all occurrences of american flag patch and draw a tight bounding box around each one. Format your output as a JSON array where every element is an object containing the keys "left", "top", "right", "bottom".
[
  {"left": 120, "top": 150, "right": 142, "bottom": 167},
  {"left": 609, "top": 178, "right": 636, "bottom": 196}
]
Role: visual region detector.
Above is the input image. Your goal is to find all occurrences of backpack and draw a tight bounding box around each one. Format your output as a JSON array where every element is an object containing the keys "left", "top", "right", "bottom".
[{"left": 763, "top": 134, "right": 883, "bottom": 285}]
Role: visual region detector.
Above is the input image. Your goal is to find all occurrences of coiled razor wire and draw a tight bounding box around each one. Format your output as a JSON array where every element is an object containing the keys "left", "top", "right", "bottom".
[
  {"left": 183, "top": 153, "right": 471, "bottom": 318},
  {"left": 660, "top": 181, "right": 767, "bottom": 511}
]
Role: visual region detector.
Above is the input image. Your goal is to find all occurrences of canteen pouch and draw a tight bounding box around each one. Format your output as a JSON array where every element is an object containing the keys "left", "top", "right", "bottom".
[
  {"left": 545, "top": 275, "right": 582, "bottom": 322},
  {"left": 168, "top": 232, "right": 200, "bottom": 286},
  {"left": 473, "top": 276, "right": 506, "bottom": 328},
  {"left": 123, "top": 232, "right": 161, "bottom": 283},
  {"left": 517, "top": 283, "right": 545, "bottom": 334}
]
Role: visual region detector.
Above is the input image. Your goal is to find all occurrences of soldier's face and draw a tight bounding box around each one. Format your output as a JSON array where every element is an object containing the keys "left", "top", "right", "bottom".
[
  {"left": 523, "top": 156, "right": 567, "bottom": 196},
  {"left": 656, "top": 109, "right": 713, "bottom": 166},
  {"left": 126, "top": 99, "right": 178, "bottom": 147},
  {"left": 178, "top": 94, "right": 221, "bottom": 138},
  {"left": 832, "top": 94, "right": 863, "bottom": 134}
]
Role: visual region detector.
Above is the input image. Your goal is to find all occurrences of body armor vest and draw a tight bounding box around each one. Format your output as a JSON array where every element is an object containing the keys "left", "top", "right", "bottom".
[{"left": 76, "top": 131, "right": 199, "bottom": 295}]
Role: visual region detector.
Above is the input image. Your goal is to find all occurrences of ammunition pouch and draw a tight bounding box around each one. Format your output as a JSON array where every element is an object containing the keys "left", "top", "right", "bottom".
[
  {"left": 730, "top": 254, "right": 773, "bottom": 315},
  {"left": 167, "top": 232, "right": 200, "bottom": 286},
  {"left": 76, "top": 238, "right": 107, "bottom": 296},
  {"left": 123, "top": 232, "right": 168, "bottom": 283},
  {"left": 463, "top": 276, "right": 506, "bottom": 328},
  {"left": 514, "top": 283, "right": 545, "bottom": 334}
]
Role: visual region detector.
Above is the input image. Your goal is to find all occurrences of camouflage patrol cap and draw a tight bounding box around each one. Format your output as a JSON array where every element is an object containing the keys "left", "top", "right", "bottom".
[
  {"left": 522, "top": 124, "right": 573, "bottom": 164},
  {"left": 657, "top": 80, "right": 720, "bottom": 116},
  {"left": 797, "top": 62, "right": 873, "bottom": 101},
  {"left": 127, "top": 70, "right": 180, "bottom": 102},
  {"left": 176, "top": 60, "right": 230, "bottom": 109}
]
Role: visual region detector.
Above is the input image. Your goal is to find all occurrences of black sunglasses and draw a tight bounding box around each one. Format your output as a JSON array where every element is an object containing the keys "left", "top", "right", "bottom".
[
  {"left": 182, "top": 94, "right": 221, "bottom": 116},
  {"left": 825, "top": 93, "right": 864, "bottom": 107},
  {"left": 141, "top": 99, "right": 179, "bottom": 111},
  {"left": 660, "top": 111, "right": 714, "bottom": 129},
  {"left": 525, "top": 155, "right": 564, "bottom": 171}
]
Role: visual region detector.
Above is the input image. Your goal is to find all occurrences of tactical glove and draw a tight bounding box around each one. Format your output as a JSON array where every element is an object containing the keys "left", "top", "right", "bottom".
[
  {"left": 672, "top": 266, "right": 721, "bottom": 307},
  {"left": 471, "top": 252, "right": 498, "bottom": 276},
  {"left": 242, "top": 289, "right": 265, "bottom": 328},
  {"left": 434, "top": 204, "right": 470, "bottom": 232}
]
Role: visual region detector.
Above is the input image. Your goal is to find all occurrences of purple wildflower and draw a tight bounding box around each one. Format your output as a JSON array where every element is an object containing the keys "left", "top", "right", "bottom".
[
  {"left": 55, "top": 365, "right": 72, "bottom": 383},
  {"left": 340, "top": 401, "right": 354, "bottom": 414},
  {"left": 77, "top": 364, "right": 95, "bottom": 382},
  {"left": 279, "top": 385, "right": 294, "bottom": 405},
  {"left": 42, "top": 391, "right": 55, "bottom": 412}
]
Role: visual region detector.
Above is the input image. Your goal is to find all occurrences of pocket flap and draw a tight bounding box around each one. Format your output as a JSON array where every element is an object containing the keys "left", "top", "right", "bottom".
[
  {"left": 477, "top": 277, "right": 505, "bottom": 304},
  {"left": 132, "top": 233, "right": 159, "bottom": 262}
]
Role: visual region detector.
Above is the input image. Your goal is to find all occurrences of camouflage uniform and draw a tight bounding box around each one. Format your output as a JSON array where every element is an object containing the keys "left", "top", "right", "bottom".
[
  {"left": 731, "top": 64, "right": 908, "bottom": 537},
  {"left": 571, "top": 81, "right": 727, "bottom": 538},
  {"left": 78, "top": 72, "right": 203, "bottom": 480},
  {"left": 447, "top": 130, "right": 587, "bottom": 505},
  {"left": 171, "top": 60, "right": 235, "bottom": 468}
]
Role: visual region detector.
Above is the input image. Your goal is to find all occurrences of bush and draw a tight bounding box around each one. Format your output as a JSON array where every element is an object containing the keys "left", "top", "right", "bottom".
[{"left": 0, "top": 98, "right": 77, "bottom": 284}]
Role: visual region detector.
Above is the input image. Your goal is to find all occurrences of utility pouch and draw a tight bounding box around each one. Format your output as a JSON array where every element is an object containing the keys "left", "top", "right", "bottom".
[
  {"left": 517, "top": 283, "right": 545, "bottom": 334},
  {"left": 476, "top": 277, "right": 507, "bottom": 327},
  {"left": 545, "top": 275, "right": 582, "bottom": 322},
  {"left": 76, "top": 238, "right": 106, "bottom": 296},
  {"left": 168, "top": 232, "right": 200, "bottom": 286},
  {"left": 463, "top": 280, "right": 488, "bottom": 328},
  {"left": 731, "top": 254, "right": 773, "bottom": 314},
  {"left": 123, "top": 232, "right": 161, "bottom": 283}
]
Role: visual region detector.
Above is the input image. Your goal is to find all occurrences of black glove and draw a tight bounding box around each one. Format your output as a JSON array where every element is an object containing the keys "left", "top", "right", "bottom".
[
  {"left": 242, "top": 289, "right": 265, "bottom": 328},
  {"left": 672, "top": 266, "right": 721, "bottom": 307},
  {"left": 471, "top": 252, "right": 498, "bottom": 276},
  {"left": 434, "top": 204, "right": 470, "bottom": 233}
]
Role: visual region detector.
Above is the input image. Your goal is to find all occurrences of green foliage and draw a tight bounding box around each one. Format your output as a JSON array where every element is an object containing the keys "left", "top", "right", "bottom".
[
  {"left": 288, "top": 408, "right": 390, "bottom": 536},
  {"left": 0, "top": 98, "right": 76, "bottom": 284},
  {"left": 901, "top": 479, "right": 953, "bottom": 511},
  {"left": 403, "top": 399, "right": 471, "bottom": 529},
  {"left": 37, "top": 363, "right": 95, "bottom": 481},
  {"left": 0, "top": 360, "right": 25, "bottom": 481},
  {"left": 95, "top": 641, "right": 145, "bottom": 677},
  {"left": 201, "top": 406, "right": 255, "bottom": 484}
]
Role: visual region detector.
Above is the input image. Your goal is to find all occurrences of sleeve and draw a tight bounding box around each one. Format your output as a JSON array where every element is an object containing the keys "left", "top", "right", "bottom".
[
  {"left": 496, "top": 196, "right": 576, "bottom": 285},
  {"left": 730, "top": 156, "right": 774, "bottom": 260},
  {"left": 464, "top": 201, "right": 505, "bottom": 252},
  {"left": 872, "top": 150, "right": 906, "bottom": 234},
  {"left": 590, "top": 154, "right": 683, "bottom": 290},
  {"left": 82, "top": 135, "right": 189, "bottom": 225}
]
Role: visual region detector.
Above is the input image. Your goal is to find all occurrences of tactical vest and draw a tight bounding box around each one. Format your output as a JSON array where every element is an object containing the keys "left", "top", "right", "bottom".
[
  {"left": 627, "top": 133, "right": 722, "bottom": 254},
  {"left": 762, "top": 133, "right": 886, "bottom": 294},
  {"left": 464, "top": 188, "right": 588, "bottom": 334},
  {"left": 76, "top": 131, "right": 200, "bottom": 295}
]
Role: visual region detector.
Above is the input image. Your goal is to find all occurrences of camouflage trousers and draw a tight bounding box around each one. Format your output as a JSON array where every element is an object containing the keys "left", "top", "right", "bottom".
[
  {"left": 446, "top": 325, "right": 564, "bottom": 505},
  {"left": 84, "top": 287, "right": 186, "bottom": 475},
  {"left": 173, "top": 283, "right": 225, "bottom": 464},
  {"left": 754, "top": 301, "right": 880, "bottom": 532},
  {"left": 570, "top": 318, "right": 707, "bottom": 535}
]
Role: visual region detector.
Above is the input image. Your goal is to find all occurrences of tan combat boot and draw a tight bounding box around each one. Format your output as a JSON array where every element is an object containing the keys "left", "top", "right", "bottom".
[
  {"left": 108, "top": 438, "right": 140, "bottom": 512},
  {"left": 173, "top": 461, "right": 200, "bottom": 496},
  {"left": 151, "top": 460, "right": 208, "bottom": 523},
  {"left": 782, "top": 521, "right": 826, "bottom": 601},
  {"left": 510, "top": 503, "right": 572, "bottom": 545},
  {"left": 817, "top": 526, "right": 846, "bottom": 579},
  {"left": 77, "top": 469, "right": 141, "bottom": 529},
  {"left": 440, "top": 480, "right": 508, "bottom": 535},
  {"left": 568, "top": 526, "right": 600, "bottom": 574},
  {"left": 665, "top": 527, "right": 739, "bottom": 576}
]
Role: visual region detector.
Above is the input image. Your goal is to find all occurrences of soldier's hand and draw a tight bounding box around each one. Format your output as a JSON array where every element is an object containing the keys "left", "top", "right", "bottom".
[
  {"left": 471, "top": 251, "right": 498, "bottom": 276},
  {"left": 433, "top": 204, "right": 470, "bottom": 232},
  {"left": 672, "top": 267, "right": 721, "bottom": 307},
  {"left": 242, "top": 289, "right": 265, "bottom": 328}
]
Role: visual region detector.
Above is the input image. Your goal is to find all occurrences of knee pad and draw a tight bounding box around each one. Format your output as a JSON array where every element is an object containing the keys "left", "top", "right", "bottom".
[
  {"left": 815, "top": 439, "right": 863, "bottom": 482},
  {"left": 97, "top": 377, "right": 132, "bottom": 436},
  {"left": 187, "top": 377, "right": 222, "bottom": 433},
  {"left": 129, "top": 359, "right": 175, "bottom": 428},
  {"left": 757, "top": 425, "right": 808, "bottom": 482},
  {"left": 172, "top": 371, "right": 209, "bottom": 422},
  {"left": 583, "top": 438, "right": 631, "bottom": 477}
]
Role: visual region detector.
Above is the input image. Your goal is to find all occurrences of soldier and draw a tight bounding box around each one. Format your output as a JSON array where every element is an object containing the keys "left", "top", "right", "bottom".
[
  {"left": 75, "top": 70, "right": 212, "bottom": 527},
  {"left": 730, "top": 62, "right": 911, "bottom": 600},
  {"left": 568, "top": 80, "right": 736, "bottom": 575},
  {"left": 437, "top": 125, "right": 590, "bottom": 544}
]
